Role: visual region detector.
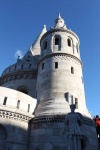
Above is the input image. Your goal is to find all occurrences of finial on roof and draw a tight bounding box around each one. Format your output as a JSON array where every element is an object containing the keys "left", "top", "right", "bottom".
[
  {"left": 42, "top": 24, "right": 47, "bottom": 33},
  {"left": 58, "top": 13, "right": 61, "bottom": 19},
  {"left": 43, "top": 24, "right": 46, "bottom": 28},
  {"left": 17, "top": 55, "right": 21, "bottom": 63},
  {"left": 18, "top": 55, "right": 20, "bottom": 59},
  {"left": 54, "top": 13, "right": 67, "bottom": 29}
]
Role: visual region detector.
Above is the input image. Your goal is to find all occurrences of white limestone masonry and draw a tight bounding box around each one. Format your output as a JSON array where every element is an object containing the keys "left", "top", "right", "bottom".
[{"left": 0, "top": 14, "right": 99, "bottom": 150}]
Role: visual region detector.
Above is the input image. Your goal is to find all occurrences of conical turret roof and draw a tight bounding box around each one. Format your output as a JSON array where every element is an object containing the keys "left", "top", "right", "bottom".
[{"left": 31, "top": 25, "right": 47, "bottom": 56}]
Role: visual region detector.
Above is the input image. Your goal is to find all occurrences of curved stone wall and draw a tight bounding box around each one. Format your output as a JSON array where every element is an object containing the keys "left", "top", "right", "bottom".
[
  {"left": 40, "top": 29, "right": 80, "bottom": 60},
  {"left": 36, "top": 28, "right": 90, "bottom": 117},
  {"left": 0, "top": 53, "right": 38, "bottom": 98},
  {"left": 0, "top": 70, "right": 37, "bottom": 97},
  {"left": 0, "top": 87, "right": 37, "bottom": 150},
  {"left": 0, "top": 87, "right": 37, "bottom": 115}
]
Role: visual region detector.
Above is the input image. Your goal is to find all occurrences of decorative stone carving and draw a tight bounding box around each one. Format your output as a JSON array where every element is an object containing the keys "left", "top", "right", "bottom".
[{"left": 0, "top": 110, "right": 32, "bottom": 122}]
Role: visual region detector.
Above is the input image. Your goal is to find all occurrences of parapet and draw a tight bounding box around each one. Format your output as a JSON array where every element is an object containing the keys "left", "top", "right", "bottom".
[{"left": 0, "top": 87, "right": 37, "bottom": 120}]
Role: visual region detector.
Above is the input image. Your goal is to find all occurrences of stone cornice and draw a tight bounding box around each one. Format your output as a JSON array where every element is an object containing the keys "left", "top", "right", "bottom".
[
  {"left": 38, "top": 53, "right": 82, "bottom": 67},
  {"left": 0, "top": 70, "right": 37, "bottom": 85},
  {"left": 31, "top": 115, "right": 95, "bottom": 127},
  {"left": 1, "top": 70, "right": 37, "bottom": 78},
  {"left": 0, "top": 109, "right": 33, "bottom": 122}
]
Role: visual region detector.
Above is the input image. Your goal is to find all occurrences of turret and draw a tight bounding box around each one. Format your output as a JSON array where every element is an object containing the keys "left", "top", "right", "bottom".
[{"left": 35, "top": 14, "right": 90, "bottom": 117}]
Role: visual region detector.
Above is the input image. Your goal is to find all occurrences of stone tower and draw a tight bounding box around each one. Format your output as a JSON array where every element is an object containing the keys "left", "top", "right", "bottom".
[
  {"left": 0, "top": 14, "right": 99, "bottom": 150},
  {"left": 30, "top": 14, "right": 99, "bottom": 150},
  {"left": 35, "top": 13, "right": 90, "bottom": 117}
]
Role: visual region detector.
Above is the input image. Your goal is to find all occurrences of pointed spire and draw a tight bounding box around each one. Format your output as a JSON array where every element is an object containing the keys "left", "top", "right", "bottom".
[
  {"left": 30, "top": 25, "right": 47, "bottom": 56},
  {"left": 42, "top": 24, "right": 47, "bottom": 33},
  {"left": 58, "top": 13, "right": 61, "bottom": 19}
]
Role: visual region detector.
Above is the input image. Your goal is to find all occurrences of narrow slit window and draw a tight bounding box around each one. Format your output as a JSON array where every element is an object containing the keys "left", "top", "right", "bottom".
[
  {"left": 28, "top": 104, "right": 30, "bottom": 112},
  {"left": 3, "top": 97, "right": 7, "bottom": 105},
  {"left": 42, "top": 63, "right": 44, "bottom": 70},
  {"left": 29, "top": 64, "right": 31, "bottom": 69},
  {"left": 55, "top": 62, "right": 58, "bottom": 69},
  {"left": 55, "top": 37, "right": 59, "bottom": 45},
  {"left": 71, "top": 67, "right": 74, "bottom": 74},
  {"left": 15, "top": 66, "right": 16, "bottom": 71},
  {"left": 21, "top": 65, "right": 23, "bottom": 69},
  {"left": 75, "top": 98, "right": 78, "bottom": 109},
  {"left": 76, "top": 44, "right": 78, "bottom": 52},
  {"left": 44, "top": 41, "right": 47, "bottom": 50},
  {"left": 67, "top": 39, "right": 71, "bottom": 47},
  {"left": 17, "top": 100, "right": 20, "bottom": 109},
  {"left": 71, "top": 95, "right": 73, "bottom": 104}
]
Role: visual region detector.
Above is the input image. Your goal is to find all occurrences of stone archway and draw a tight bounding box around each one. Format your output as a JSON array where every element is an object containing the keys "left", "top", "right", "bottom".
[
  {"left": 0, "top": 125, "right": 7, "bottom": 150},
  {"left": 17, "top": 86, "right": 28, "bottom": 95}
]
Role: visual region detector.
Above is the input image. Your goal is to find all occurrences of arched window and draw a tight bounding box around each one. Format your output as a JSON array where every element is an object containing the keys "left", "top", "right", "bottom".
[
  {"left": 67, "top": 38, "right": 71, "bottom": 47},
  {"left": 17, "top": 87, "right": 28, "bottom": 95},
  {"left": 53, "top": 35, "right": 61, "bottom": 51},
  {"left": 55, "top": 37, "right": 59, "bottom": 45}
]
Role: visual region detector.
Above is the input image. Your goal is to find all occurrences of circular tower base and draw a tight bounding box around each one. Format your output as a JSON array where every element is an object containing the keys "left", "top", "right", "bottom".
[{"left": 29, "top": 115, "right": 99, "bottom": 150}]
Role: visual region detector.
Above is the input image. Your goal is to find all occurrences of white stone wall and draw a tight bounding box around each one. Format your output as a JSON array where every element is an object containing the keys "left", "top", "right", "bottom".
[
  {"left": 41, "top": 30, "right": 80, "bottom": 59},
  {"left": 0, "top": 87, "right": 37, "bottom": 114},
  {"left": 0, "top": 87, "right": 37, "bottom": 150},
  {"left": 36, "top": 29, "right": 90, "bottom": 117}
]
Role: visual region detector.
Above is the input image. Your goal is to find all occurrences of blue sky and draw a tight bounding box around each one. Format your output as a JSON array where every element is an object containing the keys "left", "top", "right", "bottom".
[{"left": 0, "top": 0, "right": 100, "bottom": 117}]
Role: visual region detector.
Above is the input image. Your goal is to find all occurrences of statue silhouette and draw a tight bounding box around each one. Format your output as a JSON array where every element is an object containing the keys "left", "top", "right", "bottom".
[{"left": 64, "top": 104, "right": 82, "bottom": 150}]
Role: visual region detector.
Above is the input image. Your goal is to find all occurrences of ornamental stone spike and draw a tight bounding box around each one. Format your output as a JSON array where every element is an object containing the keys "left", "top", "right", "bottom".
[{"left": 54, "top": 13, "right": 67, "bottom": 29}]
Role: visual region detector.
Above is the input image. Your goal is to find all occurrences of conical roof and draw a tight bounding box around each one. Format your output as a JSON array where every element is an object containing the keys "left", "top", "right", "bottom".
[{"left": 31, "top": 25, "right": 47, "bottom": 56}]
